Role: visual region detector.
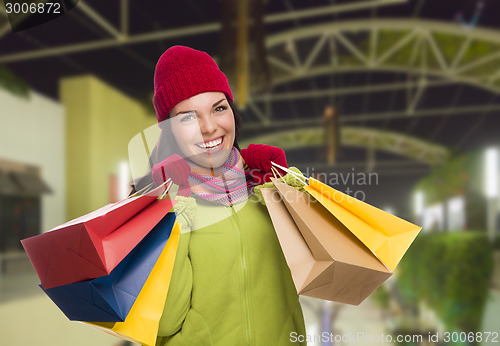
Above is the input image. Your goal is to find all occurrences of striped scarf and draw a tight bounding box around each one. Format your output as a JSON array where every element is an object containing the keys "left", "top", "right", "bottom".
[{"left": 186, "top": 147, "right": 255, "bottom": 207}]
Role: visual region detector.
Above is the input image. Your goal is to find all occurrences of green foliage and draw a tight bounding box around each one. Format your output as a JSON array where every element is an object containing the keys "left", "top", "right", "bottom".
[
  {"left": 371, "top": 285, "right": 391, "bottom": 310},
  {"left": 414, "top": 151, "right": 489, "bottom": 230},
  {"left": 396, "top": 232, "right": 494, "bottom": 333},
  {"left": 415, "top": 154, "right": 469, "bottom": 205},
  {"left": 493, "top": 235, "right": 500, "bottom": 250},
  {"left": 0, "top": 66, "right": 30, "bottom": 98}
]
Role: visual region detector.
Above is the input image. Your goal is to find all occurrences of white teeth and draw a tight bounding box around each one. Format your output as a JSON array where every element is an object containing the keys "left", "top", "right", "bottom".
[{"left": 198, "top": 137, "right": 223, "bottom": 149}]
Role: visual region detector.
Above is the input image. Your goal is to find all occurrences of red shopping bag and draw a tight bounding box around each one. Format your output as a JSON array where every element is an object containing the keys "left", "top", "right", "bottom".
[{"left": 21, "top": 186, "right": 176, "bottom": 289}]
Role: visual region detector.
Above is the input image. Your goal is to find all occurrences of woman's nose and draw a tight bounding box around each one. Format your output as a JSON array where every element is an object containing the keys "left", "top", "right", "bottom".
[{"left": 199, "top": 115, "right": 217, "bottom": 134}]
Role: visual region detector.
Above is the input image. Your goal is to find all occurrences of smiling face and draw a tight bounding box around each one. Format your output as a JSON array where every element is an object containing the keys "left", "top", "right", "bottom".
[{"left": 168, "top": 92, "right": 236, "bottom": 169}]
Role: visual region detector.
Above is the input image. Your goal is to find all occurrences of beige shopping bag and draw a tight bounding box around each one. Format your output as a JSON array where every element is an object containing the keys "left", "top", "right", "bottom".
[{"left": 261, "top": 181, "right": 392, "bottom": 305}]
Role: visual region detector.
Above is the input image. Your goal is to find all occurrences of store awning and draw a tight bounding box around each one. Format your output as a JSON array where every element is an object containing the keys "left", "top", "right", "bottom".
[
  {"left": 8, "top": 172, "right": 52, "bottom": 196},
  {"left": 0, "top": 171, "right": 18, "bottom": 194}
]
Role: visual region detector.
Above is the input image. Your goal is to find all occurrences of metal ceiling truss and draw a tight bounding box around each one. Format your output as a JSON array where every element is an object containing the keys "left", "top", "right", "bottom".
[
  {"left": 243, "top": 103, "right": 500, "bottom": 129},
  {"left": 292, "top": 162, "right": 431, "bottom": 176},
  {"left": 253, "top": 19, "right": 500, "bottom": 123},
  {"left": 3, "top": 1, "right": 498, "bottom": 165},
  {"left": 240, "top": 126, "right": 449, "bottom": 166},
  {"left": 0, "top": 0, "right": 406, "bottom": 59},
  {"left": 239, "top": 19, "right": 500, "bottom": 164},
  {"left": 3, "top": 5, "right": 499, "bottom": 100}
]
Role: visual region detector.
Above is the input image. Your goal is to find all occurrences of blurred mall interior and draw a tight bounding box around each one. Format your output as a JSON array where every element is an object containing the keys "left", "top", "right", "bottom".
[{"left": 1, "top": 0, "right": 500, "bottom": 345}]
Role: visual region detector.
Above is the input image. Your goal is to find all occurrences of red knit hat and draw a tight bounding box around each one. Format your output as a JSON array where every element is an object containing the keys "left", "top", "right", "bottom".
[{"left": 153, "top": 45, "right": 234, "bottom": 123}]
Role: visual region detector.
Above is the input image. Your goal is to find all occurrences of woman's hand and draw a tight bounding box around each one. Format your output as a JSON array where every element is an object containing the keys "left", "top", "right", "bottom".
[
  {"left": 241, "top": 144, "right": 288, "bottom": 185},
  {"left": 152, "top": 154, "right": 192, "bottom": 197}
]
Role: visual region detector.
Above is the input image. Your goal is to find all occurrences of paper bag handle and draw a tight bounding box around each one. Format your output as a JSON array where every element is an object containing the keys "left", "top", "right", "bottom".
[
  {"left": 271, "top": 164, "right": 286, "bottom": 183},
  {"left": 159, "top": 180, "right": 173, "bottom": 199},
  {"left": 270, "top": 162, "right": 308, "bottom": 186}
]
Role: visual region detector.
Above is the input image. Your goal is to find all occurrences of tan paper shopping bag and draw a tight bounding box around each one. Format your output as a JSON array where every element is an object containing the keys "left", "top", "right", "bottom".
[
  {"left": 261, "top": 182, "right": 392, "bottom": 305},
  {"left": 304, "top": 178, "right": 421, "bottom": 271}
]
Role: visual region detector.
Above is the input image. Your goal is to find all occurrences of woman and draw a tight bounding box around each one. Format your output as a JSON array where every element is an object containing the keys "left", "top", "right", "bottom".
[{"left": 134, "top": 45, "right": 306, "bottom": 345}]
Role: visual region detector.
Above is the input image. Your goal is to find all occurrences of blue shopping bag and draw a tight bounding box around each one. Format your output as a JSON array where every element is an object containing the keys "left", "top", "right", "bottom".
[{"left": 41, "top": 212, "right": 177, "bottom": 322}]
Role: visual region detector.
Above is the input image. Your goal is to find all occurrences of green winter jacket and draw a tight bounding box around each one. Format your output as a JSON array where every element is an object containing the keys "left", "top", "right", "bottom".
[{"left": 156, "top": 189, "right": 306, "bottom": 346}]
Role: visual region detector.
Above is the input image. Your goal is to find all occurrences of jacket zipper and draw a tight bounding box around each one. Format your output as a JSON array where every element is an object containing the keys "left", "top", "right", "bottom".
[{"left": 231, "top": 205, "right": 252, "bottom": 345}]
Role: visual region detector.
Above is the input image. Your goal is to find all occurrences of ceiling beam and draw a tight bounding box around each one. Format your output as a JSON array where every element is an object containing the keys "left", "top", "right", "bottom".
[
  {"left": 244, "top": 103, "right": 500, "bottom": 129},
  {"left": 0, "top": 2, "right": 410, "bottom": 63},
  {"left": 265, "top": 0, "right": 408, "bottom": 24},
  {"left": 266, "top": 19, "right": 500, "bottom": 46},
  {"left": 251, "top": 79, "right": 453, "bottom": 101},
  {"left": 375, "top": 29, "right": 418, "bottom": 66},
  {"left": 335, "top": 31, "right": 368, "bottom": 65},
  {"left": 0, "top": 22, "right": 219, "bottom": 63},
  {"left": 406, "top": 76, "right": 427, "bottom": 115},
  {"left": 293, "top": 164, "right": 430, "bottom": 176},
  {"left": 240, "top": 126, "right": 449, "bottom": 165},
  {"left": 121, "top": 0, "right": 128, "bottom": 37},
  {"left": 270, "top": 65, "right": 500, "bottom": 96},
  {"left": 78, "top": 1, "right": 123, "bottom": 39}
]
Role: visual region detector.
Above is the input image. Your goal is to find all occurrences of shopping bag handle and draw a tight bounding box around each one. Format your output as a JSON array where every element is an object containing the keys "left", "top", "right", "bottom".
[
  {"left": 131, "top": 182, "right": 154, "bottom": 197},
  {"left": 271, "top": 161, "right": 308, "bottom": 185},
  {"left": 270, "top": 165, "right": 285, "bottom": 183},
  {"left": 130, "top": 178, "right": 172, "bottom": 198},
  {"left": 158, "top": 180, "right": 173, "bottom": 199}
]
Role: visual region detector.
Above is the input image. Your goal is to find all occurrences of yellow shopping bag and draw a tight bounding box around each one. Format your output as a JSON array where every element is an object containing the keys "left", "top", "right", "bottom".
[
  {"left": 84, "top": 221, "right": 180, "bottom": 346},
  {"left": 270, "top": 162, "right": 421, "bottom": 272},
  {"left": 304, "top": 178, "right": 420, "bottom": 271}
]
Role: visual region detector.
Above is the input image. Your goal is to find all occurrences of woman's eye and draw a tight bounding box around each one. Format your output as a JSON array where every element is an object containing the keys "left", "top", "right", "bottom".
[
  {"left": 215, "top": 105, "right": 227, "bottom": 112},
  {"left": 180, "top": 113, "right": 197, "bottom": 123}
]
